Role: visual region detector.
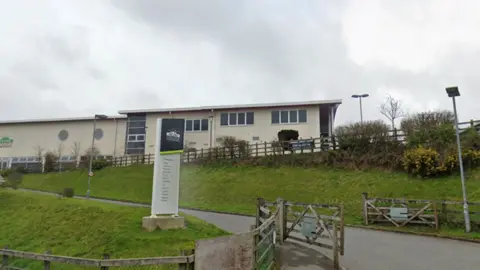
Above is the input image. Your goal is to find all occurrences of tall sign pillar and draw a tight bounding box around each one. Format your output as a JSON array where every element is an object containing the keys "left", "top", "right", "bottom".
[{"left": 142, "top": 118, "right": 186, "bottom": 232}]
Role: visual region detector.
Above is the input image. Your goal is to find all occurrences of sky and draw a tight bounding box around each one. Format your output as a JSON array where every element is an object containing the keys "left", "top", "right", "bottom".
[{"left": 1, "top": 0, "right": 480, "bottom": 126}]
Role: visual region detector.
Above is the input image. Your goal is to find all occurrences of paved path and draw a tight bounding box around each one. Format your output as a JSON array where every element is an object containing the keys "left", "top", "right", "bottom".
[{"left": 19, "top": 189, "right": 480, "bottom": 270}]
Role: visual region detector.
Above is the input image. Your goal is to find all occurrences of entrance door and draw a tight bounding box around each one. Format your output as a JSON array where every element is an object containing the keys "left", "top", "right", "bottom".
[{"left": 0, "top": 159, "right": 8, "bottom": 170}]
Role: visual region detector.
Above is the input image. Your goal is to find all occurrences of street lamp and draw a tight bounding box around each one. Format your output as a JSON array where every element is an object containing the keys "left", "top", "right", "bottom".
[
  {"left": 351, "top": 94, "right": 369, "bottom": 123},
  {"left": 86, "top": 114, "right": 108, "bottom": 199},
  {"left": 446, "top": 86, "right": 471, "bottom": 233}
]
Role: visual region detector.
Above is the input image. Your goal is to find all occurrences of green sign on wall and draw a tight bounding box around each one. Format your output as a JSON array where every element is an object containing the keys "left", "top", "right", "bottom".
[{"left": 0, "top": 137, "right": 14, "bottom": 148}]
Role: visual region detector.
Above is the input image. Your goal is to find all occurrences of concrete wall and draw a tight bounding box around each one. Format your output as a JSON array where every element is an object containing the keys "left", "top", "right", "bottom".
[
  {"left": 0, "top": 119, "right": 126, "bottom": 159},
  {"left": 194, "top": 232, "right": 255, "bottom": 270},
  {"left": 144, "top": 105, "right": 322, "bottom": 154}
]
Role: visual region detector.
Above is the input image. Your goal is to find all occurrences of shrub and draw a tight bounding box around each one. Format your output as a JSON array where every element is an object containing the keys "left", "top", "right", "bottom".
[
  {"left": 63, "top": 188, "right": 75, "bottom": 198},
  {"left": 461, "top": 127, "right": 480, "bottom": 150},
  {"left": 405, "top": 123, "right": 456, "bottom": 151},
  {"left": 0, "top": 169, "right": 13, "bottom": 178},
  {"left": 216, "top": 136, "right": 250, "bottom": 158},
  {"left": 92, "top": 159, "right": 109, "bottom": 171},
  {"left": 403, "top": 147, "right": 440, "bottom": 178},
  {"left": 335, "top": 120, "right": 391, "bottom": 153},
  {"left": 277, "top": 130, "right": 299, "bottom": 142},
  {"left": 401, "top": 110, "right": 455, "bottom": 136},
  {"left": 44, "top": 151, "right": 58, "bottom": 173}
]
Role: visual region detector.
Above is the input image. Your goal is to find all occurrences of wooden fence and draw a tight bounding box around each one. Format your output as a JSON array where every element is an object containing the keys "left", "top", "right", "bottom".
[
  {"left": 257, "top": 198, "right": 345, "bottom": 270},
  {"left": 362, "top": 193, "right": 480, "bottom": 230},
  {"left": 0, "top": 247, "right": 194, "bottom": 269}
]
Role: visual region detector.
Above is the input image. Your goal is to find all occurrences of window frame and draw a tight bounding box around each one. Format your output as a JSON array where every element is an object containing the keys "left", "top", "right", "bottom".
[
  {"left": 127, "top": 134, "right": 146, "bottom": 142},
  {"left": 220, "top": 112, "right": 255, "bottom": 126},
  {"left": 185, "top": 118, "right": 209, "bottom": 132},
  {"left": 271, "top": 109, "right": 307, "bottom": 124}
]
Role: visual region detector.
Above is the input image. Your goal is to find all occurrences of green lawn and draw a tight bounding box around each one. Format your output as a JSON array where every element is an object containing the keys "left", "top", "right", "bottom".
[
  {"left": 0, "top": 189, "right": 227, "bottom": 270},
  {"left": 18, "top": 164, "right": 480, "bottom": 239}
]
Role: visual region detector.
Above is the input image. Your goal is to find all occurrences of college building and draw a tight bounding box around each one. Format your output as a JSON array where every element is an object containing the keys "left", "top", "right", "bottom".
[{"left": 0, "top": 99, "right": 341, "bottom": 170}]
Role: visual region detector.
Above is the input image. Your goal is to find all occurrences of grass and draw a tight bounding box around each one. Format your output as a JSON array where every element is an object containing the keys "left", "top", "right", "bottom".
[
  {"left": 18, "top": 164, "right": 480, "bottom": 239},
  {"left": 0, "top": 188, "right": 228, "bottom": 270}
]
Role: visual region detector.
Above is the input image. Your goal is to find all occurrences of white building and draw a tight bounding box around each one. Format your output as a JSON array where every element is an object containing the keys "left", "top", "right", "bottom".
[{"left": 0, "top": 99, "right": 341, "bottom": 169}]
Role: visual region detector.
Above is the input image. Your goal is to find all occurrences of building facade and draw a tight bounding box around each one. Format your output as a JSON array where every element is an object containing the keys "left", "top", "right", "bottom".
[
  {"left": 0, "top": 99, "right": 341, "bottom": 169},
  {"left": 0, "top": 116, "right": 126, "bottom": 170},
  {"left": 119, "top": 100, "right": 342, "bottom": 155}
]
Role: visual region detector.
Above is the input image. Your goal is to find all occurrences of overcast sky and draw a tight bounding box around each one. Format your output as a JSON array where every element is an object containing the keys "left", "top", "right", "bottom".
[{"left": 1, "top": 0, "right": 480, "bottom": 126}]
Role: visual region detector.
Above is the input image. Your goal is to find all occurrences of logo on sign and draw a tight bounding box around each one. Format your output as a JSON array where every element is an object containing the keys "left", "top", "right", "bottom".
[
  {"left": 0, "top": 137, "right": 14, "bottom": 148},
  {"left": 166, "top": 130, "right": 181, "bottom": 143}
]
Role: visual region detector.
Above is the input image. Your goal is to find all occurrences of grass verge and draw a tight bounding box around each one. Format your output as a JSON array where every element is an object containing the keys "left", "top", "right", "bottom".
[
  {"left": 0, "top": 188, "right": 227, "bottom": 270},
  {"left": 18, "top": 164, "right": 480, "bottom": 239}
]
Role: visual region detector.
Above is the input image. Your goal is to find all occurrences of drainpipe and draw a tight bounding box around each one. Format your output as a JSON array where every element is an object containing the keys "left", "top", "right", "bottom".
[
  {"left": 209, "top": 109, "right": 215, "bottom": 148},
  {"left": 113, "top": 118, "right": 119, "bottom": 157}
]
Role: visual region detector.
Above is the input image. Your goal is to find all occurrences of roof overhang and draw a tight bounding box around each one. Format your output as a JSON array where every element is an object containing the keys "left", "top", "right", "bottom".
[
  {"left": 118, "top": 99, "right": 343, "bottom": 115},
  {"left": 0, "top": 115, "right": 126, "bottom": 125}
]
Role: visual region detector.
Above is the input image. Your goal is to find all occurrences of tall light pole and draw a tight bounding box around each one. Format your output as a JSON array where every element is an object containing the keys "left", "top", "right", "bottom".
[
  {"left": 351, "top": 94, "right": 369, "bottom": 123},
  {"left": 86, "top": 114, "right": 108, "bottom": 199},
  {"left": 446, "top": 86, "right": 471, "bottom": 233}
]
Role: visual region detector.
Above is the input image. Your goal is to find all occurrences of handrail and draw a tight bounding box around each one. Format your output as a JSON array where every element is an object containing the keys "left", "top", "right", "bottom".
[{"left": 0, "top": 249, "right": 193, "bottom": 267}]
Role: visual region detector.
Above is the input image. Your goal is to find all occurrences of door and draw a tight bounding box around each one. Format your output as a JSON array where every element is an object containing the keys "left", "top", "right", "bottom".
[{"left": 0, "top": 159, "right": 9, "bottom": 170}]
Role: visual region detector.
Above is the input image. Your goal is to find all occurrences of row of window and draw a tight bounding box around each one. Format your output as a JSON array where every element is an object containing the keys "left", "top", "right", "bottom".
[{"left": 186, "top": 109, "right": 308, "bottom": 131}]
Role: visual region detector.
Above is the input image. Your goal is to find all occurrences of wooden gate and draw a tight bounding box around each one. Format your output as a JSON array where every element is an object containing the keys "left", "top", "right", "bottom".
[
  {"left": 256, "top": 198, "right": 344, "bottom": 270},
  {"left": 254, "top": 198, "right": 278, "bottom": 270}
]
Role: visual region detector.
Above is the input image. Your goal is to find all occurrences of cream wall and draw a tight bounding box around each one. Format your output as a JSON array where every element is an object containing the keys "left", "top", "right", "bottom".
[
  {"left": 143, "top": 105, "right": 321, "bottom": 154},
  {"left": 0, "top": 119, "right": 126, "bottom": 158}
]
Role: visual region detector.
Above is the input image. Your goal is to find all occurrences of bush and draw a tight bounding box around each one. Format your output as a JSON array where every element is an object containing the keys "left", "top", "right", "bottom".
[
  {"left": 216, "top": 136, "right": 250, "bottom": 158},
  {"left": 403, "top": 147, "right": 440, "bottom": 178},
  {"left": 461, "top": 127, "right": 480, "bottom": 150},
  {"left": 335, "top": 120, "right": 391, "bottom": 153},
  {"left": 277, "top": 130, "right": 299, "bottom": 141},
  {"left": 92, "top": 159, "right": 109, "bottom": 171},
  {"left": 405, "top": 123, "right": 456, "bottom": 151},
  {"left": 0, "top": 169, "right": 13, "bottom": 178},
  {"left": 401, "top": 110, "right": 455, "bottom": 136},
  {"left": 44, "top": 151, "right": 58, "bottom": 173},
  {"left": 63, "top": 188, "right": 75, "bottom": 198}
]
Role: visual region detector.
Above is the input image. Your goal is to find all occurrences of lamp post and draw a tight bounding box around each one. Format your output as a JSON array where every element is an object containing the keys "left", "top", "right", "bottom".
[
  {"left": 351, "top": 94, "right": 369, "bottom": 123},
  {"left": 446, "top": 86, "right": 471, "bottom": 233},
  {"left": 86, "top": 114, "right": 108, "bottom": 199}
]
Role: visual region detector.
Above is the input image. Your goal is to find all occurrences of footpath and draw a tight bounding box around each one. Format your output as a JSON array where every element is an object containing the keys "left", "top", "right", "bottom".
[{"left": 19, "top": 189, "right": 480, "bottom": 270}]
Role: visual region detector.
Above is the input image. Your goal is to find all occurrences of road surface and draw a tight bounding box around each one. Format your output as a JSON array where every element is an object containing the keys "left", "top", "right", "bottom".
[{"left": 18, "top": 189, "right": 480, "bottom": 270}]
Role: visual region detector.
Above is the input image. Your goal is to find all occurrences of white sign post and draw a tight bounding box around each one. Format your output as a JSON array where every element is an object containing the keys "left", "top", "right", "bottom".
[{"left": 142, "top": 118, "right": 186, "bottom": 232}]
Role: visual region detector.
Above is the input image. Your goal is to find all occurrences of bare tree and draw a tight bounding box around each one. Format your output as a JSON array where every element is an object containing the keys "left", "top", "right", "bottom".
[
  {"left": 70, "top": 142, "right": 81, "bottom": 168},
  {"left": 380, "top": 95, "right": 406, "bottom": 129},
  {"left": 33, "top": 146, "right": 44, "bottom": 172},
  {"left": 56, "top": 143, "right": 65, "bottom": 172}
]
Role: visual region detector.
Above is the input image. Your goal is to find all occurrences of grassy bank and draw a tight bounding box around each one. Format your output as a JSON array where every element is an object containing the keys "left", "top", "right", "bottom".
[
  {"left": 18, "top": 164, "right": 480, "bottom": 238},
  {"left": 0, "top": 189, "right": 227, "bottom": 270}
]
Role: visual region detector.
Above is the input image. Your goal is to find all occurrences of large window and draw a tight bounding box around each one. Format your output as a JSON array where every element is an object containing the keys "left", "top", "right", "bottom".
[
  {"left": 125, "top": 113, "right": 146, "bottom": 155},
  {"left": 220, "top": 112, "right": 254, "bottom": 126},
  {"left": 271, "top": 109, "right": 307, "bottom": 124},
  {"left": 185, "top": 119, "right": 209, "bottom": 132}
]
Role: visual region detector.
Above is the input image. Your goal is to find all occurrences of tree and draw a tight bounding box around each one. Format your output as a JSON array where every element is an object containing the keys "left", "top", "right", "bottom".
[
  {"left": 380, "top": 95, "right": 406, "bottom": 129},
  {"left": 84, "top": 146, "right": 101, "bottom": 157},
  {"left": 70, "top": 142, "right": 81, "bottom": 168},
  {"left": 56, "top": 143, "right": 65, "bottom": 171}
]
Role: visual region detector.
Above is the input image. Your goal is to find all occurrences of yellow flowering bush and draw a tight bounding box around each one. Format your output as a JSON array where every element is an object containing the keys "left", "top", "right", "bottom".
[{"left": 403, "top": 147, "right": 440, "bottom": 178}]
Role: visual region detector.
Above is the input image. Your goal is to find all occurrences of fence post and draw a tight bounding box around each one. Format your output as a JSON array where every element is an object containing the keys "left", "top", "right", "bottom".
[
  {"left": 441, "top": 203, "right": 448, "bottom": 225},
  {"left": 187, "top": 151, "right": 190, "bottom": 163},
  {"left": 340, "top": 204, "right": 345, "bottom": 256},
  {"left": 43, "top": 250, "right": 51, "bottom": 270},
  {"left": 276, "top": 198, "right": 285, "bottom": 244},
  {"left": 362, "top": 192, "right": 369, "bottom": 225},
  {"left": 255, "top": 143, "right": 259, "bottom": 157},
  {"left": 178, "top": 250, "right": 187, "bottom": 270},
  {"left": 264, "top": 142, "right": 267, "bottom": 156},
  {"left": 332, "top": 222, "right": 340, "bottom": 270},
  {"left": 2, "top": 245, "right": 8, "bottom": 267},
  {"left": 100, "top": 253, "right": 109, "bottom": 270}
]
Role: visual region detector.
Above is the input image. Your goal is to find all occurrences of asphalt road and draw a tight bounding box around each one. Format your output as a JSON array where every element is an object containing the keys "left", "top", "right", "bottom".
[{"left": 18, "top": 189, "right": 480, "bottom": 270}]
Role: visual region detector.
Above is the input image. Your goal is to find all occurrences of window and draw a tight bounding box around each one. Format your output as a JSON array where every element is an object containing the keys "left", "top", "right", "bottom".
[
  {"left": 128, "top": 134, "right": 145, "bottom": 142},
  {"left": 220, "top": 112, "right": 254, "bottom": 126},
  {"left": 271, "top": 109, "right": 307, "bottom": 124},
  {"left": 185, "top": 119, "right": 209, "bottom": 132}
]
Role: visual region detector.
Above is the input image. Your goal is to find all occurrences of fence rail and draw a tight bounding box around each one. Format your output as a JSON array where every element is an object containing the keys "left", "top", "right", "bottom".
[
  {"left": 0, "top": 247, "right": 194, "bottom": 269},
  {"left": 362, "top": 193, "right": 480, "bottom": 230}
]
